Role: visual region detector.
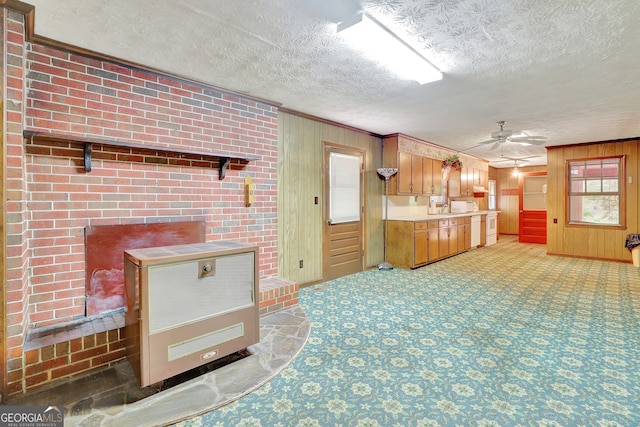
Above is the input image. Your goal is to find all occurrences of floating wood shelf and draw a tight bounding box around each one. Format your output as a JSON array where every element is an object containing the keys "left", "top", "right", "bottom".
[{"left": 23, "top": 130, "right": 259, "bottom": 179}]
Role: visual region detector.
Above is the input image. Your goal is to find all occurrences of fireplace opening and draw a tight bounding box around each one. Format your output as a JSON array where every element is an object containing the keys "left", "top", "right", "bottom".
[{"left": 85, "top": 221, "right": 206, "bottom": 316}]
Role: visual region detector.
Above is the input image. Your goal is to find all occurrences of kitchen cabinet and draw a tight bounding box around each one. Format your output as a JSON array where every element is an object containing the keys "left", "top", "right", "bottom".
[
  {"left": 388, "top": 220, "right": 439, "bottom": 268},
  {"left": 422, "top": 157, "right": 443, "bottom": 196},
  {"left": 463, "top": 217, "right": 471, "bottom": 250},
  {"left": 387, "top": 220, "right": 439, "bottom": 269},
  {"left": 383, "top": 135, "right": 444, "bottom": 196},
  {"left": 414, "top": 222, "right": 428, "bottom": 265},
  {"left": 460, "top": 166, "right": 473, "bottom": 197},
  {"left": 427, "top": 223, "right": 439, "bottom": 262},
  {"left": 448, "top": 169, "right": 461, "bottom": 198},
  {"left": 387, "top": 221, "right": 423, "bottom": 268},
  {"left": 397, "top": 151, "right": 423, "bottom": 195},
  {"left": 448, "top": 217, "right": 471, "bottom": 254},
  {"left": 474, "top": 168, "right": 488, "bottom": 188},
  {"left": 481, "top": 215, "right": 487, "bottom": 246},
  {"left": 450, "top": 167, "right": 488, "bottom": 197},
  {"left": 387, "top": 216, "right": 475, "bottom": 269},
  {"left": 438, "top": 219, "right": 450, "bottom": 259}
]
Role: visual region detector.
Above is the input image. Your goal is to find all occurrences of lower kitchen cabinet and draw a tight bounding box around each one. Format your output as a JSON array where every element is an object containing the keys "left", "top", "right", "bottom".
[
  {"left": 427, "top": 223, "right": 439, "bottom": 263},
  {"left": 414, "top": 222, "right": 428, "bottom": 265},
  {"left": 387, "top": 217, "right": 473, "bottom": 269}
]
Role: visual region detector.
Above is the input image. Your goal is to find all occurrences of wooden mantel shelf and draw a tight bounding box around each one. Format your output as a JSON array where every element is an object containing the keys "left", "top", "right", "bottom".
[{"left": 23, "top": 130, "right": 260, "bottom": 179}]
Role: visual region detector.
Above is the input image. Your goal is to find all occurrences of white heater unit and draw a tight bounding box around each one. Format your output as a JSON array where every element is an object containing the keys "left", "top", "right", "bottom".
[{"left": 123, "top": 241, "right": 259, "bottom": 387}]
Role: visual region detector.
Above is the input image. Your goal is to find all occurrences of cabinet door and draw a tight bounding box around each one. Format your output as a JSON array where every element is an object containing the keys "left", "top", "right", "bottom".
[
  {"left": 427, "top": 227, "right": 439, "bottom": 262},
  {"left": 463, "top": 223, "right": 471, "bottom": 250},
  {"left": 452, "top": 224, "right": 461, "bottom": 253},
  {"left": 448, "top": 224, "right": 458, "bottom": 255},
  {"left": 422, "top": 157, "right": 434, "bottom": 194},
  {"left": 398, "top": 152, "right": 423, "bottom": 195},
  {"left": 438, "top": 226, "right": 449, "bottom": 258},
  {"left": 398, "top": 151, "right": 413, "bottom": 194},
  {"left": 411, "top": 154, "right": 423, "bottom": 195},
  {"left": 480, "top": 169, "right": 488, "bottom": 187},
  {"left": 414, "top": 230, "right": 427, "bottom": 266},
  {"left": 448, "top": 169, "right": 461, "bottom": 198},
  {"left": 432, "top": 159, "right": 443, "bottom": 196},
  {"left": 473, "top": 168, "right": 488, "bottom": 188},
  {"left": 460, "top": 166, "right": 471, "bottom": 196}
]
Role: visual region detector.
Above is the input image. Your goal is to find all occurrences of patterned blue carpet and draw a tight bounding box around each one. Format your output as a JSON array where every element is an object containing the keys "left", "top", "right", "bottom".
[{"left": 178, "top": 238, "right": 640, "bottom": 426}]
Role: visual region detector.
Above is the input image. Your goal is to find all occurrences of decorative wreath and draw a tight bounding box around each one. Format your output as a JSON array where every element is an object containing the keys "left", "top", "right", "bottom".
[{"left": 442, "top": 154, "right": 462, "bottom": 171}]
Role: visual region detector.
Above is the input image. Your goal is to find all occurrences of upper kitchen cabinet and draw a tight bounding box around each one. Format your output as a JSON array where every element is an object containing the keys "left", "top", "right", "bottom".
[
  {"left": 423, "top": 157, "right": 443, "bottom": 196},
  {"left": 383, "top": 134, "right": 489, "bottom": 198},
  {"left": 448, "top": 154, "right": 490, "bottom": 198},
  {"left": 383, "top": 134, "right": 446, "bottom": 196},
  {"left": 448, "top": 168, "right": 462, "bottom": 198},
  {"left": 397, "top": 151, "right": 423, "bottom": 194},
  {"left": 474, "top": 168, "right": 488, "bottom": 188}
]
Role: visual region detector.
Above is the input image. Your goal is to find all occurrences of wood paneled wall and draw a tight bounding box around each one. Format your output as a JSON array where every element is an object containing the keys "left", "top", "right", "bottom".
[
  {"left": 278, "top": 112, "right": 383, "bottom": 284},
  {"left": 496, "top": 165, "right": 547, "bottom": 235},
  {"left": 547, "top": 139, "right": 639, "bottom": 262}
]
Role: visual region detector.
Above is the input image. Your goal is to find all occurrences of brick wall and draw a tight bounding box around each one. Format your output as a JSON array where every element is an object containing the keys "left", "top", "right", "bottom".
[
  {"left": 3, "top": 8, "right": 30, "bottom": 398},
  {"left": 4, "top": 12, "right": 280, "bottom": 396}
]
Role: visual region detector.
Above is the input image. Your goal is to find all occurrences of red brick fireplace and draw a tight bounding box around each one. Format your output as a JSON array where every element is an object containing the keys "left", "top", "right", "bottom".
[{"left": 2, "top": 7, "right": 296, "bottom": 397}]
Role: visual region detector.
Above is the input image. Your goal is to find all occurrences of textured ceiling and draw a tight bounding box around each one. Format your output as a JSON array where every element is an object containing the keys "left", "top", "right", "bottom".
[{"left": 24, "top": 0, "right": 640, "bottom": 167}]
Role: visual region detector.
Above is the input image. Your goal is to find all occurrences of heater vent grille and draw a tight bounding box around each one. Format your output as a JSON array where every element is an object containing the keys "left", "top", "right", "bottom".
[{"left": 148, "top": 252, "right": 255, "bottom": 334}]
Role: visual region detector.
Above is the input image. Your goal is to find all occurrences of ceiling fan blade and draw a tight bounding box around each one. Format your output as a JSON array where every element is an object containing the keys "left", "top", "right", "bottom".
[
  {"left": 499, "top": 155, "right": 540, "bottom": 161},
  {"left": 489, "top": 142, "right": 502, "bottom": 151},
  {"left": 460, "top": 144, "right": 483, "bottom": 152},
  {"left": 521, "top": 139, "right": 547, "bottom": 145},
  {"left": 510, "top": 136, "right": 546, "bottom": 142},
  {"left": 478, "top": 138, "right": 498, "bottom": 145}
]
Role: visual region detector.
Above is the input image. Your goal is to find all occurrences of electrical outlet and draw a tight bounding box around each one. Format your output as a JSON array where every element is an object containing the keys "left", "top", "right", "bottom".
[
  {"left": 314, "top": 196, "right": 318, "bottom": 205},
  {"left": 299, "top": 260, "right": 304, "bottom": 268},
  {"left": 553, "top": 218, "right": 558, "bottom": 224}
]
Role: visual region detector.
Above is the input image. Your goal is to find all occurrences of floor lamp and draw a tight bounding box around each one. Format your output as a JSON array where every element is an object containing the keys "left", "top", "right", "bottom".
[{"left": 377, "top": 167, "right": 398, "bottom": 270}]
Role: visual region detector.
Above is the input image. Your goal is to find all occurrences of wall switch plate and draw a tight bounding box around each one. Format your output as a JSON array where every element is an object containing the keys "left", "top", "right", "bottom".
[{"left": 299, "top": 260, "right": 303, "bottom": 268}]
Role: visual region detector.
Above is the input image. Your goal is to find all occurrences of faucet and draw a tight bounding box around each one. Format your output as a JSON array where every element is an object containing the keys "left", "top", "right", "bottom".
[{"left": 440, "top": 203, "right": 448, "bottom": 214}]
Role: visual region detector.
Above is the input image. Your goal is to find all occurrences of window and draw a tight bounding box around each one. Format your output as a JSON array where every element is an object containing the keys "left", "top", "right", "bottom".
[
  {"left": 329, "top": 152, "right": 361, "bottom": 224},
  {"left": 488, "top": 180, "right": 496, "bottom": 210},
  {"left": 567, "top": 156, "right": 624, "bottom": 226}
]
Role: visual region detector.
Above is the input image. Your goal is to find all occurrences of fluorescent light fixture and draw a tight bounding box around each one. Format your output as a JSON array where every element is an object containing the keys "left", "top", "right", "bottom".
[{"left": 337, "top": 12, "right": 442, "bottom": 85}]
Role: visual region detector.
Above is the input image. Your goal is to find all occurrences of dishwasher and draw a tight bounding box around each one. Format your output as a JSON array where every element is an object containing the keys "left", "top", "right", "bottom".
[{"left": 471, "top": 215, "right": 481, "bottom": 247}]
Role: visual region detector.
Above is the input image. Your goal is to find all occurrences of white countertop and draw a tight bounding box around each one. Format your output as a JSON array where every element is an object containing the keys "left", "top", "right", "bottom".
[{"left": 387, "top": 210, "right": 499, "bottom": 221}]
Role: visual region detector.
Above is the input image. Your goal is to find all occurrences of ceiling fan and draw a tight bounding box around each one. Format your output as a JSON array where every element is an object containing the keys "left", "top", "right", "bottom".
[
  {"left": 491, "top": 154, "right": 540, "bottom": 165},
  {"left": 477, "top": 121, "right": 546, "bottom": 151}
]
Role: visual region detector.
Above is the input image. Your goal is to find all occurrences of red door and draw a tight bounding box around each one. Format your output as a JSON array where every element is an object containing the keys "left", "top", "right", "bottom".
[{"left": 519, "top": 172, "right": 547, "bottom": 244}]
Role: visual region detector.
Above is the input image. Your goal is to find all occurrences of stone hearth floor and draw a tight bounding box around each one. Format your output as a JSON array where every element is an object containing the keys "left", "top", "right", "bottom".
[{"left": 7, "top": 306, "right": 310, "bottom": 427}]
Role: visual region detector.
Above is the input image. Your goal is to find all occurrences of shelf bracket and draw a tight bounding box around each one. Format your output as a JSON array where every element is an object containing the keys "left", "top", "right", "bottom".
[
  {"left": 219, "top": 157, "right": 230, "bottom": 180},
  {"left": 84, "top": 142, "right": 93, "bottom": 172}
]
